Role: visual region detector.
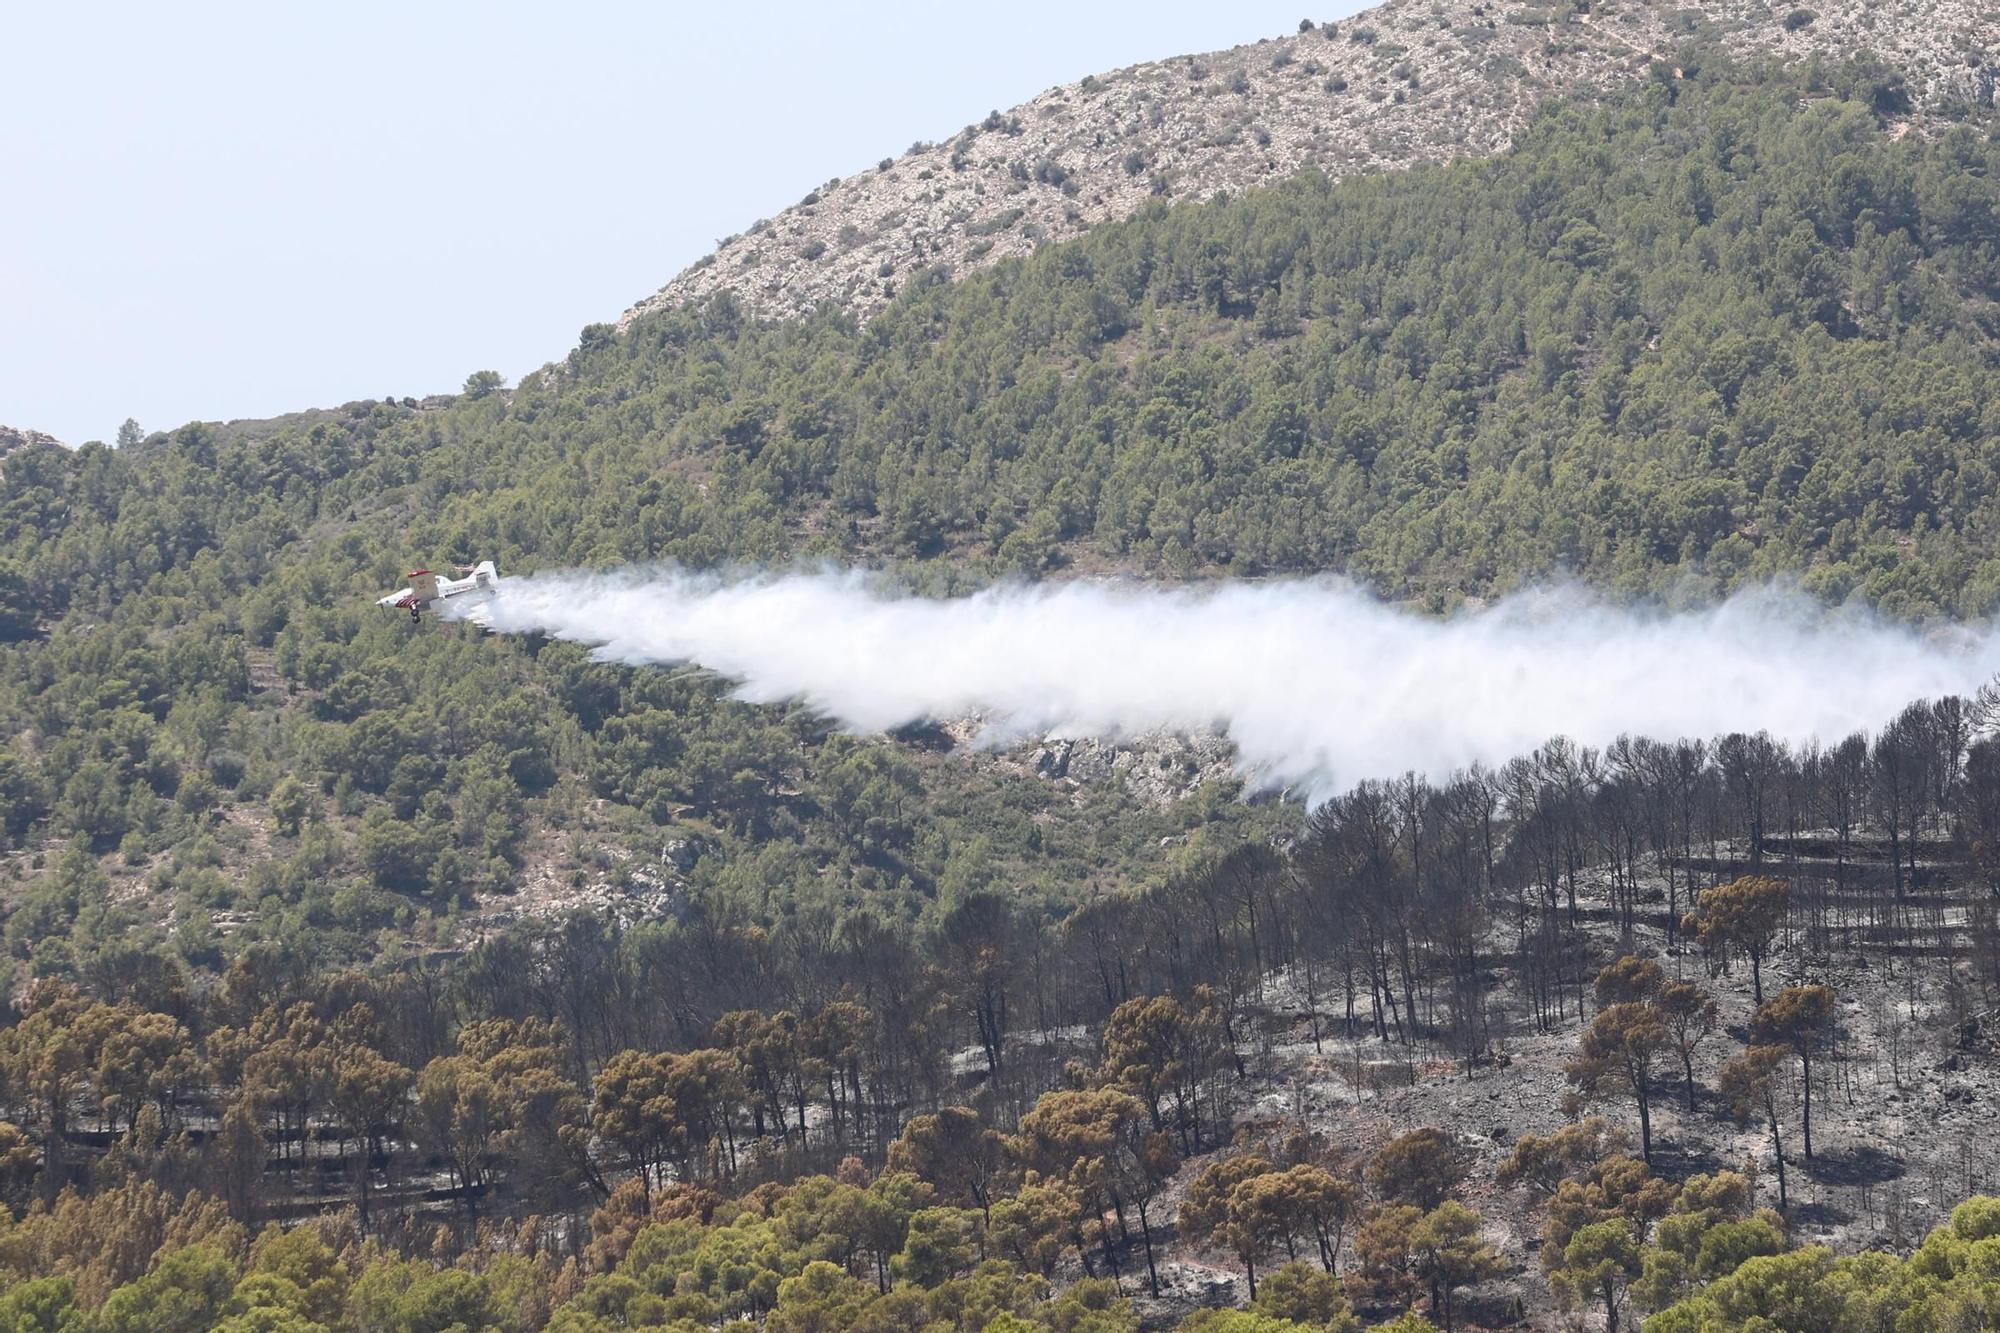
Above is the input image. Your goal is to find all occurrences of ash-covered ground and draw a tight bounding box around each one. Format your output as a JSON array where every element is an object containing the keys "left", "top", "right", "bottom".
[{"left": 1122, "top": 833, "right": 1999, "bottom": 1328}]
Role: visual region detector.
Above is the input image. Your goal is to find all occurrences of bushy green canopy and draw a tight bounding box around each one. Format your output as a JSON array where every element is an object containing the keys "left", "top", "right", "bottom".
[{"left": 1, "top": 54, "right": 1995, "bottom": 968}]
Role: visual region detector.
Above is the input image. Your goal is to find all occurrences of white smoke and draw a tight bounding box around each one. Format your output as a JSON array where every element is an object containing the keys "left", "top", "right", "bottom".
[{"left": 457, "top": 569, "right": 2000, "bottom": 794}]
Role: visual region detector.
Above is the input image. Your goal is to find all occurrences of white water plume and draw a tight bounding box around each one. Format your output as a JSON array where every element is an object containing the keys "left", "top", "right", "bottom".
[{"left": 457, "top": 570, "right": 2000, "bottom": 795}]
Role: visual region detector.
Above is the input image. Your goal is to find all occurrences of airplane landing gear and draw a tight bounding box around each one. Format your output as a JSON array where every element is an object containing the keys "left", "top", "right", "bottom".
[{"left": 410, "top": 606, "right": 421, "bottom": 624}]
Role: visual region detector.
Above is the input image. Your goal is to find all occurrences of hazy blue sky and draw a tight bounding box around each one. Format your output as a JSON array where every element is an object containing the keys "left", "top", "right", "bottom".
[{"left": 6, "top": 1, "right": 1367, "bottom": 444}]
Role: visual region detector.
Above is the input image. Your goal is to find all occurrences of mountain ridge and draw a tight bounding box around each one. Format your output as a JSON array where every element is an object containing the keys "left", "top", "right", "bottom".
[
  {"left": 8, "top": 48, "right": 2000, "bottom": 1321},
  {"left": 617, "top": 0, "right": 1995, "bottom": 332}
]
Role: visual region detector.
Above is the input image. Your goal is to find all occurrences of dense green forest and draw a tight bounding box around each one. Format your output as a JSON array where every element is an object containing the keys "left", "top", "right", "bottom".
[
  {"left": 5, "top": 49, "right": 2000, "bottom": 1332},
  {"left": 4, "top": 55, "right": 2000, "bottom": 942}
]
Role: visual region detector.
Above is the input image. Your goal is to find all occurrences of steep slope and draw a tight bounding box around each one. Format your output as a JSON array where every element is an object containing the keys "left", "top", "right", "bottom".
[
  {"left": 10, "top": 50, "right": 2000, "bottom": 1323},
  {"left": 620, "top": 0, "right": 1995, "bottom": 329},
  {"left": 7, "top": 63, "right": 2000, "bottom": 959}
]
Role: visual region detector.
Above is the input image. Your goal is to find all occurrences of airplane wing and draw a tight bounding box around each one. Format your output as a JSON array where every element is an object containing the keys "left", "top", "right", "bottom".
[{"left": 376, "top": 562, "right": 496, "bottom": 619}]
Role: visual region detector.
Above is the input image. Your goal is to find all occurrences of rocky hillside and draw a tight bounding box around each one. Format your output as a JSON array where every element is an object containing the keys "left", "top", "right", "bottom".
[{"left": 619, "top": 0, "right": 1995, "bottom": 329}]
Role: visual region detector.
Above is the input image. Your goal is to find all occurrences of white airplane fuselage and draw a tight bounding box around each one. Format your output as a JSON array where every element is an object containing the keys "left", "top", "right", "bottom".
[{"left": 378, "top": 560, "right": 499, "bottom": 620}]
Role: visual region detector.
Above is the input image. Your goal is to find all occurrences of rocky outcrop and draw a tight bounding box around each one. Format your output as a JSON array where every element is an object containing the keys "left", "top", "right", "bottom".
[
  {"left": 619, "top": 0, "right": 1993, "bottom": 331},
  {"left": 1940, "top": 56, "right": 1999, "bottom": 110},
  {"left": 1030, "top": 730, "right": 1239, "bottom": 808}
]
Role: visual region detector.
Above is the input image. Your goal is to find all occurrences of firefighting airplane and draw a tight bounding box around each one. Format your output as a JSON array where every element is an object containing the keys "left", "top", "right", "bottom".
[{"left": 377, "top": 561, "right": 500, "bottom": 622}]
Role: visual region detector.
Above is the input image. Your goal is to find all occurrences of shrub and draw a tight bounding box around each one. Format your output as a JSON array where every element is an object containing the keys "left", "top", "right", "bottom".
[
  {"left": 969, "top": 208, "right": 1026, "bottom": 237},
  {"left": 461, "top": 370, "right": 504, "bottom": 400}
]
